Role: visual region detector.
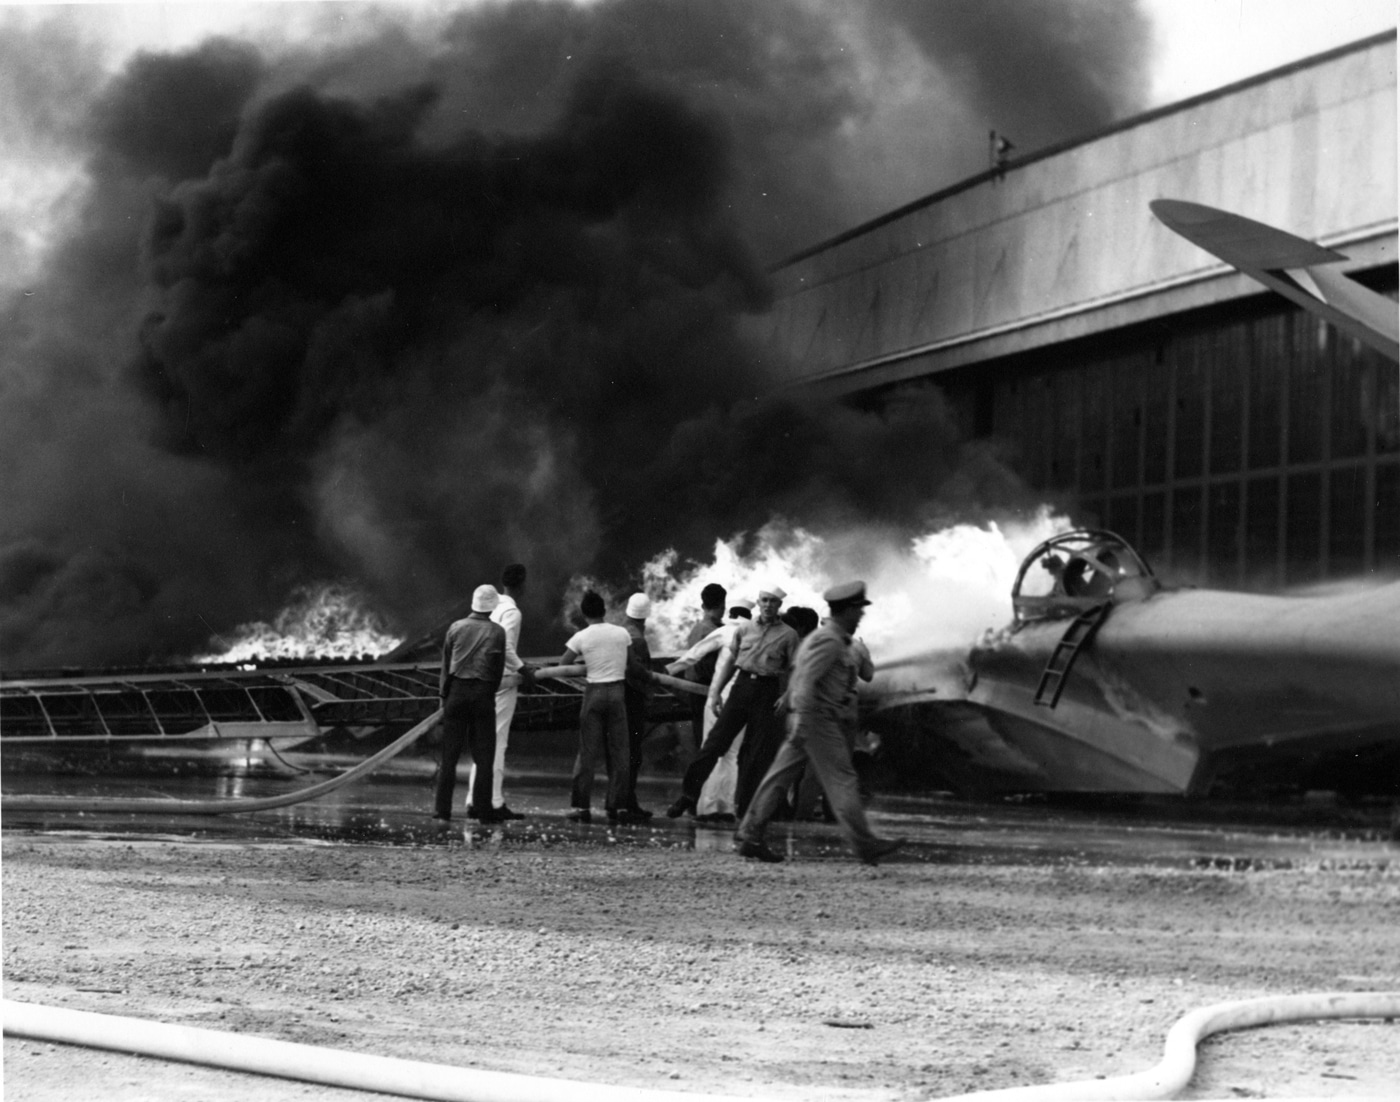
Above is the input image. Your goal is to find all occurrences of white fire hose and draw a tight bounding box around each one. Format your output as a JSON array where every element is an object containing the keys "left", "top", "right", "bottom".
[
  {"left": 937, "top": 990, "right": 1400, "bottom": 1101},
  {"left": 4, "top": 991, "right": 1396, "bottom": 1101},
  {"left": 0, "top": 708, "right": 445, "bottom": 816},
  {"left": 0, "top": 998, "right": 754, "bottom": 1102}
]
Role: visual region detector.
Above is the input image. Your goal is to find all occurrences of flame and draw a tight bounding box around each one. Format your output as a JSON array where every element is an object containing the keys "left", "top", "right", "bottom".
[
  {"left": 193, "top": 583, "right": 401, "bottom": 664},
  {"left": 640, "top": 507, "right": 1072, "bottom": 661}
]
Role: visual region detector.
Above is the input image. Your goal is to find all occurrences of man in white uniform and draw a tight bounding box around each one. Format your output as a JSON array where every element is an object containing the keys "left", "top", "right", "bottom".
[{"left": 468, "top": 563, "right": 532, "bottom": 820}]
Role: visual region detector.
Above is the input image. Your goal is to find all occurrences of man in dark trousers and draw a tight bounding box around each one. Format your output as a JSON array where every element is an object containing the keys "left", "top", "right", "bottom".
[
  {"left": 667, "top": 585, "right": 799, "bottom": 820},
  {"left": 682, "top": 583, "right": 727, "bottom": 758},
  {"left": 734, "top": 581, "right": 904, "bottom": 866},
  {"left": 560, "top": 589, "right": 646, "bottom": 823},
  {"left": 435, "top": 584, "right": 507, "bottom": 822}
]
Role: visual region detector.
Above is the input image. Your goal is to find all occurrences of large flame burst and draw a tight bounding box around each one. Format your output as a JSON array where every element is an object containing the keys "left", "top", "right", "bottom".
[
  {"left": 638, "top": 508, "right": 1072, "bottom": 659},
  {"left": 193, "top": 583, "right": 401, "bottom": 664}
]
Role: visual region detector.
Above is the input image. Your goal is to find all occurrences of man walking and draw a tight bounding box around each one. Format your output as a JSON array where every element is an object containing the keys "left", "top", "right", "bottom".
[
  {"left": 559, "top": 590, "right": 639, "bottom": 823},
  {"left": 435, "top": 585, "right": 507, "bottom": 822},
  {"left": 734, "top": 581, "right": 904, "bottom": 866},
  {"left": 468, "top": 563, "right": 532, "bottom": 821},
  {"left": 667, "top": 585, "right": 798, "bottom": 820}
]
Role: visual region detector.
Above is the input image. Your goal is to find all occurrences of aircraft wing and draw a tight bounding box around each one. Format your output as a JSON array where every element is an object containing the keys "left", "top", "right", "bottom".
[
  {"left": 1151, "top": 198, "right": 1398, "bottom": 363},
  {"left": 0, "top": 659, "right": 689, "bottom": 744}
]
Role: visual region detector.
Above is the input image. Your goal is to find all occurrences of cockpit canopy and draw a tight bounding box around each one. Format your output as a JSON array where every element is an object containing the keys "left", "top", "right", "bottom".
[{"left": 1011, "top": 529, "right": 1159, "bottom": 625}]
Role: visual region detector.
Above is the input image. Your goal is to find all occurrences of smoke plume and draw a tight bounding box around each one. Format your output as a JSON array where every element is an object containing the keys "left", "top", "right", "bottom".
[{"left": 0, "top": 1, "right": 1151, "bottom": 667}]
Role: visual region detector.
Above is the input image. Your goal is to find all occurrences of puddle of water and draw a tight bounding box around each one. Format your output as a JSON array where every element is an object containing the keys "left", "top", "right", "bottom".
[{"left": 3, "top": 755, "right": 1396, "bottom": 870}]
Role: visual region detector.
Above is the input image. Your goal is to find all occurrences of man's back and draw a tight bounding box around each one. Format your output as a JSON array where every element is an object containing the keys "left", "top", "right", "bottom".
[
  {"left": 443, "top": 616, "right": 507, "bottom": 683},
  {"left": 567, "top": 622, "right": 632, "bottom": 683}
]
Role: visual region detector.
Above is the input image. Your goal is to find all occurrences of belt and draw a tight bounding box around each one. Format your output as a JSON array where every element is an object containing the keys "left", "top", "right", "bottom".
[{"left": 737, "top": 669, "right": 778, "bottom": 682}]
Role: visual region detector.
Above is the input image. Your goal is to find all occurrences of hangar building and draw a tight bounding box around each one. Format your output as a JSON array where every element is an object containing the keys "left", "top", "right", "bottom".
[{"left": 759, "top": 31, "right": 1398, "bottom": 590}]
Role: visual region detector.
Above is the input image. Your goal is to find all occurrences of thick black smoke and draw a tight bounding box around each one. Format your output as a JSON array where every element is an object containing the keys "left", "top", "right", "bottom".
[{"left": 0, "top": 1, "right": 1150, "bottom": 667}]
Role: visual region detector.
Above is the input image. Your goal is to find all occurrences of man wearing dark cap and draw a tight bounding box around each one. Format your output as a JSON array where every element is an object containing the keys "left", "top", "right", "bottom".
[
  {"left": 734, "top": 581, "right": 904, "bottom": 866},
  {"left": 435, "top": 584, "right": 508, "bottom": 822},
  {"left": 667, "top": 584, "right": 799, "bottom": 820},
  {"left": 681, "top": 583, "right": 727, "bottom": 761}
]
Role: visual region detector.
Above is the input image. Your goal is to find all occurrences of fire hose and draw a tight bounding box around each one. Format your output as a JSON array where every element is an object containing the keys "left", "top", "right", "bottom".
[
  {"left": 936, "top": 990, "right": 1400, "bottom": 1101},
  {"left": 3, "top": 991, "right": 1396, "bottom": 1102},
  {"left": 0, "top": 667, "right": 707, "bottom": 816},
  {"left": 0, "top": 707, "right": 446, "bottom": 816}
]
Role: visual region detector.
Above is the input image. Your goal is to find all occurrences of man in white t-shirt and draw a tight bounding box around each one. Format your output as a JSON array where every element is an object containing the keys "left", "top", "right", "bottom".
[{"left": 558, "top": 589, "right": 642, "bottom": 823}]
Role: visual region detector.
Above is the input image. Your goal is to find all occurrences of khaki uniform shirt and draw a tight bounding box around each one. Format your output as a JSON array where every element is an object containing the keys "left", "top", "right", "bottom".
[
  {"left": 787, "top": 618, "right": 860, "bottom": 725},
  {"left": 727, "top": 616, "right": 799, "bottom": 677}
]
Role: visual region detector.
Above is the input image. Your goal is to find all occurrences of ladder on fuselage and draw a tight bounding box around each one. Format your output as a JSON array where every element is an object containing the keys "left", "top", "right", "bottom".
[{"left": 1034, "top": 602, "right": 1110, "bottom": 708}]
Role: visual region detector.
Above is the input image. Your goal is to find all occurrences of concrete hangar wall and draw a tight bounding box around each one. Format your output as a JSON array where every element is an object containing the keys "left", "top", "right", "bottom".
[{"left": 758, "top": 32, "right": 1398, "bottom": 591}]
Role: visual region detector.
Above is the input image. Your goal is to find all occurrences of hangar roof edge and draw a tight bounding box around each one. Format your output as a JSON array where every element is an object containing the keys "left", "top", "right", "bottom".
[{"left": 771, "top": 29, "right": 1398, "bottom": 273}]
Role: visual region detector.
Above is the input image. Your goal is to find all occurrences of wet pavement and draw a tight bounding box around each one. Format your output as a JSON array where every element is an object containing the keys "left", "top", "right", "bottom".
[{"left": 3, "top": 754, "right": 1396, "bottom": 870}]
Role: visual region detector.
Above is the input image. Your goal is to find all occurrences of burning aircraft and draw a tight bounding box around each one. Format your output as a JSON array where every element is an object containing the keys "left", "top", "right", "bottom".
[
  {"left": 866, "top": 201, "right": 1400, "bottom": 800},
  {"left": 867, "top": 527, "right": 1400, "bottom": 797}
]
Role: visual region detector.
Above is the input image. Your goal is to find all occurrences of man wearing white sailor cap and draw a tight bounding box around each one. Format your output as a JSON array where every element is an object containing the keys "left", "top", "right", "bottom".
[
  {"left": 667, "top": 584, "right": 799, "bottom": 820},
  {"left": 435, "top": 584, "right": 508, "bottom": 822},
  {"left": 734, "top": 580, "right": 904, "bottom": 866}
]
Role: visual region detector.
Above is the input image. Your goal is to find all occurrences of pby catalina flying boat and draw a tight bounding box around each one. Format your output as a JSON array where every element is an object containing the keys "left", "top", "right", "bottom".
[
  {"left": 866, "top": 200, "right": 1400, "bottom": 798},
  {"left": 868, "top": 528, "right": 1400, "bottom": 796}
]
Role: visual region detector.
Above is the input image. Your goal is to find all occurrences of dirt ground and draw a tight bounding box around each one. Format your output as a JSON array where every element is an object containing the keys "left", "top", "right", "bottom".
[{"left": 3, "top": 828, "right": 1398, "bottom": 1101}]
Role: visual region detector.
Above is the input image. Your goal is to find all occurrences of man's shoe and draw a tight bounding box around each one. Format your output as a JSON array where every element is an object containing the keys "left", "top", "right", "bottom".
[
  {"left": 475, "top": 807, "right": 507, "bottom": 823},
  {"left": 859, "top": 837, "right": 905, "bottom": 866},
  {"left": 431, "top": 811, "right": 452, "bottom": 822},
  {"left": 494, "top": 805, "right": 526, "bottom": 821},
  {"left": 565, "top": 808, "right": 592, "bottom": 824},
  {"left": 736, "top": 840, "right": 784, "bottom": 864},
  {"left": 627, "top": 806, "right": 654, "bottom": 821},
  {"left": 665, "top": 796, "right": 695, "bottom": 819},
  {"left": 465, "top": 804, "right": 479, "bottom": 820},
  {"left": 607, "top": 808, "right": 645, "bottom": 824}
]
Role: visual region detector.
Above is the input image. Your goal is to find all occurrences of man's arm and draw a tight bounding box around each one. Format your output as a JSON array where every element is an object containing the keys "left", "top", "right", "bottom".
[
  {"left": 498, "top": 604, "right": 523, "bottom": 670},
  {"left": 626, "top": 629, "right": 656, "bottom": 686},
  {"left": 775, "top": 626, "right": 799, "bottom": 699},
  {"left": 484, "top": 624, "right": 507, "bottom": 692},
  {"left": 666, "top": 628, "right": 724, "bottom": 675},
  {"left": 852, "top": 638, "right": 874, "bottom": 682},
  {"left": 440, "top": 628, "right": 454, "bottom": 699},
  {"left": 707, "top": 629, "right": 743, "bottom": 717}
]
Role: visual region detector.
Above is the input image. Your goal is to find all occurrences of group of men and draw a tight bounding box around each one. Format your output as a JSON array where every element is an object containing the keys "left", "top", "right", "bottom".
[{"left": 435, "top": 564, "right": 904, "bottom": 865}]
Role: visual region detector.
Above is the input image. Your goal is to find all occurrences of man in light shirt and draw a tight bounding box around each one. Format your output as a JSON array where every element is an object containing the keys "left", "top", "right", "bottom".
[
  {"left": 558, "top": 590, "right": 648, "bottom": 823},
  {"left": 667, "top": 585, "right": 798, "bottom": 820},
  {"left": 468, "top": 563, "right": 533, "bottom": 821}
]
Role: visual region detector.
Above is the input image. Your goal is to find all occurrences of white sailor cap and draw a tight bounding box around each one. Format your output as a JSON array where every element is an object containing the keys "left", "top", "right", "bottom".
[{"left": 471, "top": 584, "right": 501, "bottom": 613}]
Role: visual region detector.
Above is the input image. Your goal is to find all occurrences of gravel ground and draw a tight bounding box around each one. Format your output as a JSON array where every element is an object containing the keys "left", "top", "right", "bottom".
[{"left": 3, "top": 829, "right": 1399, "bottom": 1101}]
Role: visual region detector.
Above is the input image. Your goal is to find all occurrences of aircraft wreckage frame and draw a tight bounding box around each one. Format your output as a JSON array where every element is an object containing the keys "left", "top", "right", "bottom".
[{"left": 0, "top": 661, "right": 691, "bottom": 744}]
